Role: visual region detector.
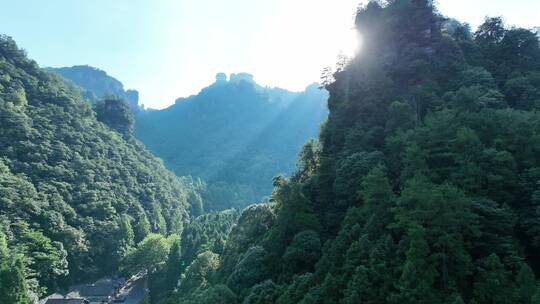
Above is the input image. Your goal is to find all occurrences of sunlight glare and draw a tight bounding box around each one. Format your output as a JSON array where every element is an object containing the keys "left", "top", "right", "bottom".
[{"left": 337, "top": 28, "right": 363, "bottom": 59}]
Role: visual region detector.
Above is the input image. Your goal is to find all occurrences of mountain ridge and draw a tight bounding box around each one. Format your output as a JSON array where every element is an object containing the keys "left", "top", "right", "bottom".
[
  {"left": 0, "top": 35, "right": 202, "bottom": 300},
  {"left": 135, "top": 72, "right": 329, "bottom": 209},
  {"left": 51, "top": 66, "right": 329, "bottom": 210},
  {"left": 47, "top": 65, "right": 141, "bottom": 111}
]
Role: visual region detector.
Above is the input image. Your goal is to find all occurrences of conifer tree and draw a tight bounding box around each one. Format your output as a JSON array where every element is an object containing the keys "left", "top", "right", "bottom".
[{"left": 0, "top": 227, "right": 29, "bottom": 304}]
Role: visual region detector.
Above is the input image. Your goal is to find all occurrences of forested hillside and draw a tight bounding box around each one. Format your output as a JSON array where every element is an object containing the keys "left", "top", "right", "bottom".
[
  {"left": 135, "top": 74, "right": 328, "bottom": 210},
  {"left": 3, "top": 0, "right": 540, "bottom": 303},
  {"left": 0, "top": 36, "right": 203, "bottom": 301},
  {"left": 50, "top": 68, "right": 329, "bottom": 210},
  {"left": 47, "top": 65, "right": 141, "bottom": 111},
  {"left": 152, "top": 1, "right": 540, "bottom": 303}
]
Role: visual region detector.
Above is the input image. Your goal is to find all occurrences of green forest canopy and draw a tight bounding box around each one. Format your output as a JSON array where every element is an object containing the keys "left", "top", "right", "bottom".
[
  {"left": 135, "top": 75, "right": 329, "bottom": 210},
  {"left": 2, "top": 0, "right": 540, "bottom": 303},
  {"left": 146, "top": 1, "right": 540, "bottom": 303},
  {"left": 51, "top": 67, "right": 330, "bottom": 211},
  {"left": 0, "top": 35, "right": 204, "bottom": 300},
  {"left": 47, "top": 65, "right": 140, "bottom": 111}
]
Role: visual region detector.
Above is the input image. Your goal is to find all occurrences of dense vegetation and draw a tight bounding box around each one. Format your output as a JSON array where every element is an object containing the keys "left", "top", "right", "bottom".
[
  {"left": 3, "top": 0, "right": 540, "bottom": 303},
  {"left": 47, "top": 65, "right": 141, "bottom": 111},
  {"left": 152, "top": 1, "right": 540, "bottom": 303},
  {"left": 145, "top": 209, "right": 241, "bottom": 303},
  {"left": 51, "top": 68, "right": 329, "bottom": 211},
  {"left": 0, "top": 36, "right": 203, "bottom": 301},
  {"left": 135, "top": 74, "right": 328, "bottom": 210}
]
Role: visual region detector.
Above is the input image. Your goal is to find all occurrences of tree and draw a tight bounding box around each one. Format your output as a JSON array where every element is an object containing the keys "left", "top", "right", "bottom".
[
  {"left": 163, "top": 235, "right": 182, "bottom": 295},
  {"left": 471, "top": 199, "right": 516, "bottom": 258},
  {"left": 282, "top": 230, "right": 321, "bottom": 275},
  {"left": 135, "top": 212, "right": 151, "bottom": 243},
  {"left": 386, "top": 100, "right": 415, "bottom": 132},
  {"left": 503, "top": 73, "right": 540, "bottom": 109},
  {"left": 391, "top": 226, "right": 440, "bottom": 304},
  {"left": 244, "top": 280, "right": 280, "bottom": 304},
  {"left": 532, "top": 288, "right": 540, "bottom": 304},
  {"left": 515, "top": 263, "right": 538, "bottom": 304},
  {"left": 473, "top": 254, "right": 517, "bottom": 304},
  {"left": 118, "top": 215, "right": 135, "bottom": 249},
  {"left": 1, "top": 256, "right": 30, "bottom": 304},
  {"left": 8, "top": 86, "right": 27, "bottom": 107},
  {"left": 342, "top": 266, "right": 370, "bottom": 304},
  {"left": 183, "top": 284, "right": 238, "bottom": 304},
  {"left": 95, "top": 97, "right": 134, "bottom": 136},
  {"left": 475, "top": 17, "right": 506, "bottom": 45},
  {"left": 227, "top": 246, "right": 269, "bottom": 295},
  {"left": 0, "top": 227, "right": 30, "bottom": 304},
  {"left": 293, "top": 139, "right": 321, "bottom": 183},
  {"left": 177, "top": 251, "right": 220, "bottom": 295},
  {"left": 499, "top": 29, "right": 540, "bottom": 75},
  {"left": 151, "top": 203, "right": 167, "bottom": 234},
  {"left": 393, "top": 177, "right": 479, "bottom": 296},
  {"left": 275, "top": 273, "right": 315, "bottom": 304},
  {"left": 450, "top": 294, "right": 465, "bottom": 304},
  {"left": 333, "top": 151, "right": 384, "bottom": 208},
  {"left": 22, "top": 230, "right": 69, "bottom": 292},
  {"left": 113, "top": 215, "right": 135, "bottom": 268},
  {"left": 122, "top": 233, "right": 171, "bottom": 275},
  {"left": 360, "top": 165, "right": 394, "bottom": 212}
]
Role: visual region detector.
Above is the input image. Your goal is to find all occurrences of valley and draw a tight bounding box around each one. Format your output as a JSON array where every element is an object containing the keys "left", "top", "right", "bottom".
[{"left": 1, "top": 0, "right": 540, "bottom": 303}]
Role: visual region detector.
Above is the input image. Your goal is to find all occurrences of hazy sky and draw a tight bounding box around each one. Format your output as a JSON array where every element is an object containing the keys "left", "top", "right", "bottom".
[{"left": 1, "top": 0, "right": 538, "bottom": 109}]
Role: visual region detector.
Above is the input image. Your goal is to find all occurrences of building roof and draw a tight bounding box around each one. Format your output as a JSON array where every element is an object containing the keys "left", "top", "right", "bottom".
[
  {"left": 45, "top": 299, "right": 88, "bottom": 304},
  {"left": 78, "top": 284, "right": 114, "bottom": 296},
  {"left": 68, "top": 278, "right": 118, "bottom": 297}
]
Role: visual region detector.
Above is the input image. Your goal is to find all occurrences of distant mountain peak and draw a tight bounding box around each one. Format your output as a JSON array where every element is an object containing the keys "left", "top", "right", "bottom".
[
  {"left": 213, "top": 72, "right": 255, "bottom": 86},
  {"left": 215, "top": 72, "right": 227, "bottom": 83},
  {"left": 135, "top": 72, "right": 329, "bottom": 209},
  {"left": 230, "top": 72, "right": 255, "bottom": 84},
  {"left": 47, "top": 65, "right": 141, "bottom": 111}
]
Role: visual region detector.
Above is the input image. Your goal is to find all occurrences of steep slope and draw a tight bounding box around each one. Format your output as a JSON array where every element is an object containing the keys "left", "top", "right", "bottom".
[
  {"left": 135, "top": 74, "right": 328, "bottom": 210},
  {"left": 47, "top": 65, "right": 140, "bottom": 111},
  {"left": 0, "top": 36, "right": 201, "bottom": 298},
  {"left": 158, "top": 1, "right": 540, "bottom": 303}
]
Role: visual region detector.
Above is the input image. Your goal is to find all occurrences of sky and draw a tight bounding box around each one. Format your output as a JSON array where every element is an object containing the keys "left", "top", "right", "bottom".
[{"left": 0, "top": 0, "right": 538, "bottom": 109}]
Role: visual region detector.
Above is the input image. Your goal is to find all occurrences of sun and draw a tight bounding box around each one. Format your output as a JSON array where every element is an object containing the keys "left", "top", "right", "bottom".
[{"left": 338, "top": 28, "right": 363, "bottom": 59}]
